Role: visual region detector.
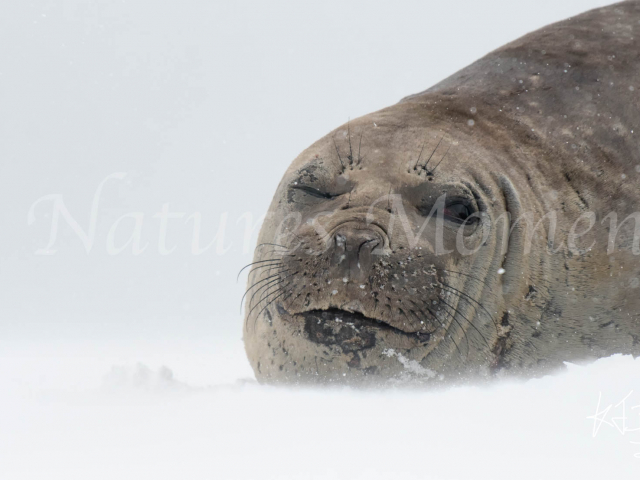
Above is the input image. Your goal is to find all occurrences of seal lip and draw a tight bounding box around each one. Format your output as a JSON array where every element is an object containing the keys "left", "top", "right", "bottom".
[{"left": 291, "top": 307, "right": 432, "bottom": 342}]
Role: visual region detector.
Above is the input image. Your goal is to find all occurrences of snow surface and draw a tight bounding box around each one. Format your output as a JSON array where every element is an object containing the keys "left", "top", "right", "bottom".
[{"left": 1, "top": 339, "right": 639, "bottom": 480}]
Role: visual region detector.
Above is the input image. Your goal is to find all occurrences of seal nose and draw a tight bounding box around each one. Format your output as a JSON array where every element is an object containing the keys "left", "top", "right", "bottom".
[{"left": 330, "top": 227, "right": 382, "bottom": 281}]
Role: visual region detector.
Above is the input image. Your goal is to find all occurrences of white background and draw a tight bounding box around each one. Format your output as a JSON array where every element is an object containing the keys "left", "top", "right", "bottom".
[{"left": 2, "top": 1, "right": 639, "bottom": 479}]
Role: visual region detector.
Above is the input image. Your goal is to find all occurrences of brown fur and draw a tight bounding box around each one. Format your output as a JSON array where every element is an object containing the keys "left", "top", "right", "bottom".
[{"left": 243, "top": 1, "right": 640, "bottom": 385}]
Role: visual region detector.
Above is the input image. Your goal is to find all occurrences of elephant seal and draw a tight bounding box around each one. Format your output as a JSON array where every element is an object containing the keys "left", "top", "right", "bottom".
[{"left": 242, "top": 0, "right": 640, "bottom": 385}]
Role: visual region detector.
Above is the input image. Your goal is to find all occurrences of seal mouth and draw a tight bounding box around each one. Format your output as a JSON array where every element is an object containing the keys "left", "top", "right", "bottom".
[{"left": 297, "top": 308, "right": 431, "bottom": 342}]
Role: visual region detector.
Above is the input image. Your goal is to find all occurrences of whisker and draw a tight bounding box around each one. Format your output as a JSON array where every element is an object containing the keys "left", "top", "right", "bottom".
[
  {"left": 288, "top": 284, "right": 309, "bottom": 311},
  {"left": 423, "top": 135, "right": 445, "bottom": 171},
  {"left": 438, "top": 281, "right": 499, "bottom": 334},
  {"left": 435, "top": 301, "right": 469, "bottom": 357},
  {"left": 398, "top": 307, "right": 413, "bottom": 330},
  {"left": 438, "top": 295, "right": 490, "bottom": 349},
  {"left": 252, "top": 282, "right": 293, "bottom": 331},
  {"left": 347, "top": 120, "right": 353, "bottom": 167},
  {"left": 246, "top": 281, "right": 289, "bottom": 332},
  {"left": 237, "top": 258, "right": 286, "bottom": 280},
  {"left": 425, "top": 304, "right": 463, "bottom": 357},
  {"left": 248, "top": 277, "right": 283, "bottom": 310},
  {"left": 247, "top": 263, "right": 286, "bottom": 280},
  {"left": 254, "top": 243, "right": 288, "bottom": 251},
  {"left": 250, "top": 270, "right": 299, "bottom": 309},
  {"left": 333, "top": 136, "right": 346, "bottom": 172},
  {"left": 404, "top": 307, "right": 433, "bottom": 340},
  {"left": 259, "top": 249, "right": 289, "bottom": 258},
  {"left": 439, "top": 268, "right": 493, "bottom": 290},
  {"left": 429, "top": 143, "right": 451, "bottom": 174},
  {"left": 413, "top": 140, "right": 427, "bottom": 171},
  {"left": 240, "top": 270, "right": 290, "bottom": 312},
  {"left": 410, "top": 299, "right": 464, "bottom": 357},
  {"left": 247, "top": 281, "right": 287, "bottom": 321},
  {"left": 407, "top": 300, "right": 438, "bottom": 329}
]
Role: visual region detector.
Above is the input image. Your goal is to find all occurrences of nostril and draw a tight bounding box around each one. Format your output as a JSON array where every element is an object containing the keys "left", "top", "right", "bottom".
[
  {"left": 330, "top": 227, "right": 384, "bottom": 276},
  {"left": 358, "top": 237, "right": 380, "bottom": 256},
  {"left": 360, "top": 238, "right": 378, "bottom": 248}
]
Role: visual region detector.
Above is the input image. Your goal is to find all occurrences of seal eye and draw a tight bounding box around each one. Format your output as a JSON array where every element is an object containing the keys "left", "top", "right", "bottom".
[
  {"left": 444, "top": 202, "right": 475, "bottom": 224},
  {"left": 290, "top": 184, "right": 335, "bottom": 199}
]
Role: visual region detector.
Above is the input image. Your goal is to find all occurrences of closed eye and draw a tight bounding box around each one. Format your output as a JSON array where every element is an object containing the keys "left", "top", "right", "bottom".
[
  {"left": 290, "top": 184, "right": 337, "bottom": 199},
  {"left": 443, "top": 202, "right": 477, "bottom": 224}
]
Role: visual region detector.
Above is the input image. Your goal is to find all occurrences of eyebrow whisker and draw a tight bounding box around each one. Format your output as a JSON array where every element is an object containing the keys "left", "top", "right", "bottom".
[
  {"left": 347, "top": 120, "right": 354, "bottom": 167},
  {"left": 332, "top": 136, "right": 346, "bottom": 173},
  {"left": 430, "top": 143, "right": 451, "bottom": 174},
  {"left": 413, "top": 140, "right": 427, "bottom": 172},
  {"left": 423, "top": 134, "right": 445, "bottom": 171}
]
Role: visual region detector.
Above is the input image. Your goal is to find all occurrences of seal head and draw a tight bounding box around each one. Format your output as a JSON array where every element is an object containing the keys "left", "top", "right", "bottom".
[{"left": 243, "top": 1, "right": 640, "bottom": 385}]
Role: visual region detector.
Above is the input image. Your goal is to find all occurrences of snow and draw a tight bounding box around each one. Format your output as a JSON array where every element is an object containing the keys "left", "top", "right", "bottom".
[
  {"left": 382, "top": 348, "right": 437, "bottom": 379},
  {"left": 1, "top": 339, "right": 640, "bottom": 480}
]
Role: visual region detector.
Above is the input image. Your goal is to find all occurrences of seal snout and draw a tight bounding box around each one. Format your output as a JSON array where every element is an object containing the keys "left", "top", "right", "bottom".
[{"left": 330, "top": 225, "right": 383, "bottom": 281}]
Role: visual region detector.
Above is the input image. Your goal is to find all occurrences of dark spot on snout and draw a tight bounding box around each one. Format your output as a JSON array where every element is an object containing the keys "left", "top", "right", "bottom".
[{"left": 524, "top": 285, "right": 537, "bottom": 302}]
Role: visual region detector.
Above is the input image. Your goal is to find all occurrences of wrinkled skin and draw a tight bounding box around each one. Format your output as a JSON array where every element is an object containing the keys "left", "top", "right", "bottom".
[{"left": 243, "top": 1, "right": 640, "bottom": 385}]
